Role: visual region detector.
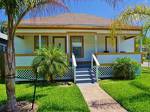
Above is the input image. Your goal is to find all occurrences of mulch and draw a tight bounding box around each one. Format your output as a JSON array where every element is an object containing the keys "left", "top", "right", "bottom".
[{"left": 0, "top": 101, "right": 38, "bottom": 112}]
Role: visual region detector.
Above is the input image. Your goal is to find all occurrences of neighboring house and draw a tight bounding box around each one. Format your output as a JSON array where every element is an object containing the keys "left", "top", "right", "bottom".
[
  {"left": 0, "top": 32, "right": 7, "bottom": 52},
  {"left": 0, "top": 32, "right": 7, "bottom": 78},
  {"left": 15, "top": 13, "right": 142, "bottom": 82}
]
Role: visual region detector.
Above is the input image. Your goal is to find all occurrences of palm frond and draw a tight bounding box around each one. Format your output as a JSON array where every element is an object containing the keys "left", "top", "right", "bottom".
[
  {"left": 118, "top": 5, "right": 150, "bottom": 25},
  {"left": 103, "top": 0, "right": 123, "bottom": 8},
  {"left": 142, "top": 21, "right": 150, "bottom": 38}
]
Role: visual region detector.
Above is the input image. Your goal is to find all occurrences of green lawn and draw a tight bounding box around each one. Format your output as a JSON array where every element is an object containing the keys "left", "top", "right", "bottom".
[
  {"left": 100, "top": 67, "right": 150, "bottom": 112},
  {"left": 0, "top": 83, "right": 89, "bottom": 112}
]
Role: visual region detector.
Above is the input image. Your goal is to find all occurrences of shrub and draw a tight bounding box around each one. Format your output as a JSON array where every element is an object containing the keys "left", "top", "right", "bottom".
[
  {"left": 32, "top": 47, "right": 68, "bottom": 82},
  {"left": 112, "top": 57, "right": 141, "bottom": 80}
]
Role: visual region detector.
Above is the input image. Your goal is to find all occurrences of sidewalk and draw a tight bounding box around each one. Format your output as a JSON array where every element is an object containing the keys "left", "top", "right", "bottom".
[
  {"left": 142, "top": 62, "right": 150, "bottom": 67},
  {"left": 78, "top": 83, "right": 127, "bottom": 112}
]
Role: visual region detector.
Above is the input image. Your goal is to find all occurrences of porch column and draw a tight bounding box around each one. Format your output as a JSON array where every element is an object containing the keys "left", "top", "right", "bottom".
[
  {"left": 39, "top": 34, "right": 42, "bottom": 48},
  {"left": 95, "top": 34, "right": 98, "bottom": 53},
  {"left": 139, "top": 38, "right": 143, "bottom": 52},
  {"left": 117, "top": 37, "right": 120, "bottom": 52},
  {"left": 66, "top": 33, "right": 69, "bottom": 54}
]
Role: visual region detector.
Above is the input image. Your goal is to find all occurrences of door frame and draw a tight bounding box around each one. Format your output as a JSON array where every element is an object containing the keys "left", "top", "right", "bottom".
[
  {"left": 70, "top": 36, "right": 84, "bottom": 58},
  {"left": 53, "top": 36, "right": 67, "bottom": 53}
]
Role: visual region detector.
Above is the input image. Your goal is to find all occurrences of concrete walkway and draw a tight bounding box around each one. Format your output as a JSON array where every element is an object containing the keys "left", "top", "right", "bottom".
[
  {"left": 142, "top": 62, "right": 150, "bottom": 67},
  {"left": 78, "top": 83, "right": 127, "bottom": 112}
]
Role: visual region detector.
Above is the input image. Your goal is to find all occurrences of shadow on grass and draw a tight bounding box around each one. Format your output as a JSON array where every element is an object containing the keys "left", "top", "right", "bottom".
[
  {"left": 37, "top": 102, "right": 88, "bottom": 112},
  {"left": 142, "top": 68, "right": 150, "bottom": 74},
  {"left": 119, "top": 92, "right": 150, "bottom": 106},
  {"left": 16, "top": 81, "right": 63, "bottom": 88},
  {"left": 129, "top": 81, "right": 150, "bottom": 93}
]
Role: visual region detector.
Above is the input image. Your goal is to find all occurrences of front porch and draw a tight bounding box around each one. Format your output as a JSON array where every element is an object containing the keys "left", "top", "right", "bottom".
[{"left": 15, "top": 32, "right": 142, "bottom": 82}]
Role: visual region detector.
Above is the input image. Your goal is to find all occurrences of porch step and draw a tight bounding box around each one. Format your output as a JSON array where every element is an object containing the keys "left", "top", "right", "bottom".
[
  {"left": 76, "top": 78, "right": 95, "bottom": 83},
  {"left": 75, "top": 67, "right": 96, "bottom": 84},
  {"left": 76, "top": 74, "right": 91, "bottom": 79},
  {"left": 76, "top": 71, "right": 90, "bottom": 74}
]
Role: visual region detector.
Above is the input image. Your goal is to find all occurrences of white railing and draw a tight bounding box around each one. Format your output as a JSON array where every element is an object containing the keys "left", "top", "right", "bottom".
[
  {"left": 91, "top": 54, "right": 100, "bottom": 82},
  {"left": 96, "top": 52, "right": 142, "bottom": 64},
  {"left": 72, "top": 53, "right": 77, "bottom": 83}
]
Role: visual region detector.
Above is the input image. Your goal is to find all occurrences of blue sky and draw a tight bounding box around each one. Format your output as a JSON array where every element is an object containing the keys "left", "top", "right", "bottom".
[{"left": 0, "top": 0, "right": 150, "bottom": 21}]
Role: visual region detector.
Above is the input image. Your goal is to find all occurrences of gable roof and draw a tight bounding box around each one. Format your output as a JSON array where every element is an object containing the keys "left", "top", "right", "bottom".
[{"left": 18, "top": 13, "right": 141, "bottom": 30}]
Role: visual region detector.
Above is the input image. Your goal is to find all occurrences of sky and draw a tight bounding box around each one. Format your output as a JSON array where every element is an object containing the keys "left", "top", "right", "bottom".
[{"left": 0, "top": 0, "right": 150, "bottom": 22}]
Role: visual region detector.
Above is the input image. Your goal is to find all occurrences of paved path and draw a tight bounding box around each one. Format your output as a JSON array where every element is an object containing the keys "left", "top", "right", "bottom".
[
  {"left": 142, "top": 62, "right": 150, "bottom": 67},
  {"left": 78, "top": 83, "right": 127, "bottom": 112}
]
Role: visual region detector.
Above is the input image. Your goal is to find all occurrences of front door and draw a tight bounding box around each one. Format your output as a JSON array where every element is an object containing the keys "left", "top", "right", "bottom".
[
  {"left": 53, "top": 36, "right": 66, "bottom": 53},
  {"left": 71, "top": 36, "right": 84, "bottom": 58}
]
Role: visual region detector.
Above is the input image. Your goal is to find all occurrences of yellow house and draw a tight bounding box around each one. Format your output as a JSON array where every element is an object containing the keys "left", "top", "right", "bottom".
[{"left": 15, "top": 13, "right": 142, "bottom": 83}]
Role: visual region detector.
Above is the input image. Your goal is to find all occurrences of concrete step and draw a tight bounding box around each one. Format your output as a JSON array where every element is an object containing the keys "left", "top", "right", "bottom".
[
  {"left": 76, "top": 78, "right": 93, "bottom": 83},
  {"left": 76, "top": 74, "right": 91, "bottom": 79},
  {"left": 76, "top": 67, "right": 90, "bottom": 71},
  {"left": 76, "top": 71, "right": 90, "bottom": 74}
]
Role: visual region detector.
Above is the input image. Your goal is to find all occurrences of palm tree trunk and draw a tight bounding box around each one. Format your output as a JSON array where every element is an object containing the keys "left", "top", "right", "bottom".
[
  {"left": 50, "top": 75, "right": 53, "bottom": 83},
  {"left": 4, "top": 14, "right": 17, "bottom": 112}
]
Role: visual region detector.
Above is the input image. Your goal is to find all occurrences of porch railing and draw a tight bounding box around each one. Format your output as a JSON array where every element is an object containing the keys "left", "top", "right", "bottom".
[
  {"left": 72, "top": 53, "right": 77, "bottom": 83},
  {"left": 91, "top": 54, "right": 100, "bottom": 82}
]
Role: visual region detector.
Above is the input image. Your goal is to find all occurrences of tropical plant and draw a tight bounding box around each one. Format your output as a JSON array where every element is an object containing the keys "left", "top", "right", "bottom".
[
  {"left": 112, "top": 57, "right": 141, "bottom": 80},
  {"left": 117, "top": 5, "right": 150, "bottom": 38},
  {"left": 0, "top": 0, "right": 69, "bottom": 111},
  {"left": 32, "top": 47, "right": 68, "bottom": 82},
  {"left": 116, "top": 5, "right": 150, "bottom": 64},
  {"left": 31, "top": 47, "right": 68, "bottom": 109},
  {"left": 0, "top": 0, "right": 122, "bottom": 111}
]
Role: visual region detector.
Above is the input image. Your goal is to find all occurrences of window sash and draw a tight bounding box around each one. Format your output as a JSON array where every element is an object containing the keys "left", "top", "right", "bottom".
[{"left": 34, "top": 36, "right": 48, "bottom": 50}]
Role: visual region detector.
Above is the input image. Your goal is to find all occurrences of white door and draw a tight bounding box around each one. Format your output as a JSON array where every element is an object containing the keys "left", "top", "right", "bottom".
[{"left": 53, "top": 37, "right": 66, "bottom": 53}]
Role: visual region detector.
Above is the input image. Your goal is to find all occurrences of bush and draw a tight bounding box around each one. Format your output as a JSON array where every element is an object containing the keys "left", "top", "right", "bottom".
[
  {"left": 112, "top": 57, "right": 141, "bottom": 80},
  {"left": 32, "top": 47, "right": 68, "bottom": 82}
]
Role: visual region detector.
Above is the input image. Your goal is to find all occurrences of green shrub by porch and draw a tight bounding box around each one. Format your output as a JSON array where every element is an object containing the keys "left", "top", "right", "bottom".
[
  {"left": 32, "top": 47, "right": 68, "bottom": 82},
  {"left": 112, "top": 57, "right": 140, "bottom": 80}
]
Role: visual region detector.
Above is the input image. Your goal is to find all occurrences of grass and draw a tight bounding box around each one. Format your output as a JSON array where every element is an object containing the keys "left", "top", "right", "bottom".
[
  {"left": 100, "top": 67, "right": 150, "bottom": 112},
  {"left": 0, "top": 83, "right": 89, "bottom": 112}
]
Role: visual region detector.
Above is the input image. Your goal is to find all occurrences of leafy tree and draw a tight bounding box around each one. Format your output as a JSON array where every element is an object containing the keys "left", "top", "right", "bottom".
[{"left": 32, "top": 47, "right": 68, "bottom": 82}]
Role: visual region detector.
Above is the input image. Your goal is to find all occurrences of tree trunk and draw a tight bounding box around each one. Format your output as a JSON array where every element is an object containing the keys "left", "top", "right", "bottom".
[
  {"left": 49, "top": 75, "right": 53, "bottom": 83},
  {"left": 4, "top": 14, "right": 17, "bottom": 112}
]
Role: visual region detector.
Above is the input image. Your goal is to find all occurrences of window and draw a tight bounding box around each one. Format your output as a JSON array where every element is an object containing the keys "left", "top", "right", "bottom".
[
  {"left": 71, "top": 36, "right": 84, "bottom": 58},
  {"left": 34, "top": 36, "right": 48, "bottom": 49}
]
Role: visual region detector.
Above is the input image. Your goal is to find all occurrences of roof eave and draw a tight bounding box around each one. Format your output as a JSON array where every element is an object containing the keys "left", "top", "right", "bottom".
[{"left": 17, "top": 25, "right": 142, "bottom": 31}]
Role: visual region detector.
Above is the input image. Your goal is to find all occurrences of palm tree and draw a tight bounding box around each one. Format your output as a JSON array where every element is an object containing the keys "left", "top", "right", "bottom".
[
  {"left": 0, "top": 0, "right": 68, "bottom": 111},
  {"left": 118, "top": 5, "right": 150, "bottom": 37},
  {"left": 32, "top": 47, "right": 68, "bottom": 82},
  {"left": 0, "top": 0, "right": 122, "bottom": 111},
  {"left": 117, "top": 5, "right": 150, "bottom": 64}
]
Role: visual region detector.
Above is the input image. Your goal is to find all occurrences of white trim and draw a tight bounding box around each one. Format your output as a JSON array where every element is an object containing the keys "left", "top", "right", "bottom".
[
  {"left": 66, "top": 34, "right": 69, "bottom": 54},
  {"left": 139, "top": 38, "right": 143, "bottom": 52},
  {"left": 39, "top": 34, "right": 42, "bottom": 48},
  {"left": 0, "top": 32, "right": 8, "bottom": 40},
  {"left": 16, "top": 29, "right": 140, "bottom": 35},
  {"left": 95, "top": 34, "right": 98, "bottom": 52},
  {"left": 0, "top": 43, "right": 6, "bottom": 47}
]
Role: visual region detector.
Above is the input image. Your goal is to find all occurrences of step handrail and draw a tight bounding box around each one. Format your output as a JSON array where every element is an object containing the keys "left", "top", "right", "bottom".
[
  {"left": 72, "top": 53, "right": 77, "bottom": 83},
  {"left": 91, "top": 54, "right": 100, "bottom": 82}
]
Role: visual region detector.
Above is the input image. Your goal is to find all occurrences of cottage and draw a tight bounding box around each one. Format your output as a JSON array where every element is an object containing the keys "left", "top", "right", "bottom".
[{"left": 15, "top": 13, "right": 142, "bottom": 82}]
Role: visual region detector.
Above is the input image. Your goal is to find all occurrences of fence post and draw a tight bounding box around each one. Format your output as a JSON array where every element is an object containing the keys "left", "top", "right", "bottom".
[
  {"left": 0, "top": 52, "right": 5, "bottom": 80},
  {"left": 74, "top": 67, "right": 76, "bottom": 83},
  {"left": 96, "top": 66, "right": 99, "bottom": 82}
]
